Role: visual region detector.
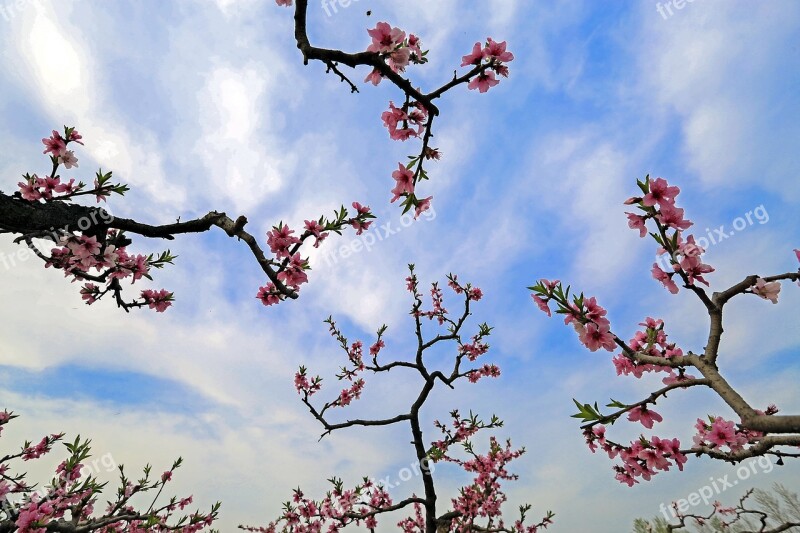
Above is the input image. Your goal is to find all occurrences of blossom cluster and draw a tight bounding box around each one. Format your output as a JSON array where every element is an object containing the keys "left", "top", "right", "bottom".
[
  {"left": 257, "top": 202, "right": 375, "bottom": 307},
  {"left": 0, "top": 411, "right": 218, "bottom": 532},
  {"left": 611, "top": 317, "right": 696, "bottom": 386},
  {"left": 584, "top": 426, "right": 687, "bottom": 487},
  {"left": 247, "top": 271, "right": 550, "bottom": 533},
  {"left": 531, "top": 178, "right": 800, "bottom": 485},
  {"left": 364, "top": 21, "right": 428, "bottom": 82},
  {"left": 242, "top": 478, "right": 393, "bottom": 533},
  {"left": 424, "top": 412, "right": 554, "bottom": 533},
  {"left": 407, "top": 270, "right": 497, "bottom": 384},
  {"left": 20, "top": 128, "right": 128, "bottom": 203},
  {"left": 16, "top": 128, "right": 377, "bottom": 312},
  {"left": 292, "top": 317, "right": 377, "bottom": 408},
  {"left": 273, "top": 2, "right": 513, "bottom": 225},
  {"left": 15, "top": 128, "right": 174, "bottom": 311},
  {"left": 629, "top": 177, "right": 795, "bottom": 300},
  {"left": 48, "top": 230, "right": 175, "bottom": 312},
  {"left": 692, "top": 406, "right": 777, "bottom": 452},
  {"left": 460, "top": 37, "right": 515, "bottom": 93},
  {"left": 380, "top": 34, "right": 514, "bottom": 216},
  {"left": 530, "top": 280, "right": 616, "bottom": 353},
  {"left": 624, "top": 176, "right": 716, "bottom": 293},
  {"left": 532, "top": 279, "right": 700, "bottom": 485}
]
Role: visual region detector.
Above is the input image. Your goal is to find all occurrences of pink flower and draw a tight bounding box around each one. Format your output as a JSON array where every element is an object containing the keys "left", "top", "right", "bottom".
[
  {"left": 367, "top": 22, "right": 405, "bottom": 54},
  {"left": 468, "top": 71, "right": 499, "bottom": 93},
  {"left": 304, "top": 219, "right": 328, "bottom": 248},
  {"left": 626, "top": 212, "right": 647, "bottom": 237},
  {"left": 364, "top": 68, "right": 383, "bottom": 86},
  {"left": 141, "top": 289, "right": 173, "bottom": 312},
  {"left": 751, "top": 277, "right": 780, "bottom": 303},
  {"left": 483, "top": 38, "right": 514, "bottom": 62},
  {"left": 58, "top": 150, "right": 79, "bottom": 169},
  {"left": 627, "top": 406, "right": 663, "bottom": 429},
  {"left": 275, "top": 0, "right": 292, "bottom": 6},
  {"left": 407, "top": 34, "right": 422, "bottom": 56},
  {"left": 584, "top": 296, "right": 609, "bottom": 328},
  {"left": 388, "top": 47, "right": 411, "bottom": 72},
  {"left": 381, "top": 101, "right": 418, "bottom": 141},
  {"left": 257, "top": 283, "right": 281, "bottom": 306},
  {"left": 277, "top": 253, "right": 309, "bottom": 288},
  {"left": 161, "top": 471, "right": 173, "bottom": 482},
  {"left": 638, "top": 447, "right": 670, "bottom": 472},
  {"left": 643, "top": 177, "right": 680, "bottom": 207},
  {"left": 35, "top": 175, "right": 62, "bottom": 200},
  {"left": 369, "top": 340, "right": 385, "bottom": 356},
  {"left": 350, "top": 201, "right": 372, "bottom": 235},
  {"left": 467, "top": 287, "right": 482, "bottom": 301},
  {"left": 662, "top": 371, "right": 697, "bottom": 385},
  {"left": 67, "top": 129, "right": 83, "bottom": 144},
  {"left": 579, "top": 322, "right": 616, "bottom": 352},
  {"left": 267, "top": 224, "right": 301, "bottom": 259},
  {"left": 615, "top": 469, "right": 637, "bottom": 487},
  {"left": 461, "top": 42, "right": 484, "bottom": 66},
  {"left": 657, "top": 203, "right": 692, "bottom": 230},
  {"left": 351, "top": 201, "right": 370, "bottom": 217},
  {"left": 679, "top": 254, "right": 714, "bottom": 286},
  {"left": 540, "top": 279, "right": 560, "bottom": 291},
  {"left": 125, "top": 254, "right": 149, "bottom": 282},
  {"left": 80, "top": 283, "right": 98, "bottom": 304},
  {"left": 651, "top": 263, "right": 679, "bottom": 294},
  {"left": 612, "top": 354, "right": 637, "bottom": 377},
  {"left": 531, "top": 295, "right": 551, "bottom": 316},
  {"left": 390, "top": 163, "right": 414, "bottom": 202},
  {"left": 93, "top": 178, "right": 107, "bottom": 203},
  {"left": 42, "top": 130, "right": 66, "bottom": 156},
  {"left": 414, "top": 196, "right": 432, "bottom": 219},
  {"left": 18, "top": 178, "right": 42, "bottom": 201},
  {"left": 707, "top": 417, "right": 736, "bottom": 448},
  {"left": 54, "top": 177, "right": 76, "bottom": 194},
  {"left": 678, "top": 234, "right": 704, "bottom": 257}
]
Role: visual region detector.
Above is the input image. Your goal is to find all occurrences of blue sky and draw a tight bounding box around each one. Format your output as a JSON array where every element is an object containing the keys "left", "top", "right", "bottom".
[{"left": 0, "top": 1, "right": 799, "bottom": 531}]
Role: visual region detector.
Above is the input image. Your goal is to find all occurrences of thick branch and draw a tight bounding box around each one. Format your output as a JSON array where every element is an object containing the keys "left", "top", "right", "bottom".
[
  {"left": 112, "top": 212, "right": 295, "bottom": 297},
  {"left": 0, "top": 190, "right": 299, "bottom": 299},
  {"left": 694, "top": 359, "right": 800, "bottom": 433}
]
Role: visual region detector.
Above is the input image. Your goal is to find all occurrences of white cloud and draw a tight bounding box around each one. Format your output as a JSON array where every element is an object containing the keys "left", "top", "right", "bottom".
[
  {"left": 192, "top": 66, "right": 290, "bottom": 213},
  {"left": 636, "top": 1, "right": 800, "bottom": 196},
  {"left": 5, "top": 1, "right": 185, "bottom": 208}
]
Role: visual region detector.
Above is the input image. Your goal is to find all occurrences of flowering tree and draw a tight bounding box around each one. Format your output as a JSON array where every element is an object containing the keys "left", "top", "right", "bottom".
[
  {"left": 0, "top": 411, "right": 219, "bottom": 532},
  {"left": 276, "top": 0, "right": 514, "bottom": 216},
  {"left": 529, "top": 175, "right": 800, "bottom": 487},
  {"left": 242, "top": 267, "right": 553, "bottom": 533},
  {"left": 0, "top": 2, "right": 528, "bottom": 531},
  {"left": 633, "top": 483, "right": 800, "bottom": 532},
  {"left": 0, "top": 1, "right": 513, "bottom": 313},
  {"left": 1, "top": 128, "right": 374, "bottom": 312}
]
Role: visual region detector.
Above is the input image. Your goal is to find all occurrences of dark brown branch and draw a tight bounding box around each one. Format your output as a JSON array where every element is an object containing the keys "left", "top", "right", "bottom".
[{"left": 112, "top": 212, "right": 295, "bottom": 297}]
